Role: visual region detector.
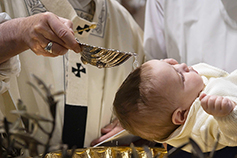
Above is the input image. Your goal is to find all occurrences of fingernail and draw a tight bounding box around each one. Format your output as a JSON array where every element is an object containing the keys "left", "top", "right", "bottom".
[{"left": 75, "top": 38, "right": 80, "bottom": 43}]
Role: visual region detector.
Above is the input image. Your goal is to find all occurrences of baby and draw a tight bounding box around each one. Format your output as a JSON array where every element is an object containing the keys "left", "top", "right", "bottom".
[{"left": 113, "top": 59, "right": 237, "bottom": 153}]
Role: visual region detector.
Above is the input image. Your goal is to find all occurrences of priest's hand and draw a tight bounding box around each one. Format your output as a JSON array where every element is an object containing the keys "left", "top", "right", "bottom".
[{"left": 0, "top": 12, "right": 81, "bottom": 63}]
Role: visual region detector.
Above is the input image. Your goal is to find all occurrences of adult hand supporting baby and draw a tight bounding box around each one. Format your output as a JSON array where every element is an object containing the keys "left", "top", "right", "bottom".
[
  {"left": 90, "top": 118, "right": 124, "bottom": 146},
  {"left": 199, "top": 93, "right": 236, "bottom": 117}
]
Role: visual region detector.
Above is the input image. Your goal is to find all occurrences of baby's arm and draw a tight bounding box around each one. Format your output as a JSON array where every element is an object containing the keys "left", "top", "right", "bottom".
[{"left": 199, "top": 93, "right": 236, "bottom": 117}]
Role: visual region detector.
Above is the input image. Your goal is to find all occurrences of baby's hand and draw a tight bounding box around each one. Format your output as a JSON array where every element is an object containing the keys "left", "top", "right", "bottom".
[{"left": 199, "top": 93, "right": 236, "bottom": 117}]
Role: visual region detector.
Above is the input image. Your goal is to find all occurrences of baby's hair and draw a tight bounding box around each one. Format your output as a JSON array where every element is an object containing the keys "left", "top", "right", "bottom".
[{"left": 113, "top": 63, "right": 179, "bottom": 141}]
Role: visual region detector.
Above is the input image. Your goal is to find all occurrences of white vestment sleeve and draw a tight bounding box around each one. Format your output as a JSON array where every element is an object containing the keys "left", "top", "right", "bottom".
[
  {"left": 0, "top": 12, "right": 21, "bottom": 122},
  {"left": 143, "top": 0, "right": 166, "bottom": 60},
  {"left": 0, "top": 13, "right": 21, "bottom": 94}
]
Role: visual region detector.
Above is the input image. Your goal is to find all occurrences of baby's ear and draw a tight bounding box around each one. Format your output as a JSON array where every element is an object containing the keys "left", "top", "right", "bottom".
[{"left": 172, "top": 108, "right": 189, "bottom": 125}]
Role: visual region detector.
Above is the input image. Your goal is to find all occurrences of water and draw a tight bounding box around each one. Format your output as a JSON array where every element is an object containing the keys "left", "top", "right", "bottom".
[{"left": 132, "top": 54, "right": 139, "bottom": 69}]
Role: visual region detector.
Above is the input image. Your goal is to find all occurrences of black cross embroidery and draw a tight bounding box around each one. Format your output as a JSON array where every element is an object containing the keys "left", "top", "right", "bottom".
[
  {"left": 76, "top": 24, "right": 91, "bottom": 35},
  {"left": 72, "top": 63, "right": 86, "bottom": 78}
]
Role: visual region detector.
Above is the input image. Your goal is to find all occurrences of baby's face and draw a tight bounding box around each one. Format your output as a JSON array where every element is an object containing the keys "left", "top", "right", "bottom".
[{"left": 143, "top": 60, "right": 204, "bottom": 110}]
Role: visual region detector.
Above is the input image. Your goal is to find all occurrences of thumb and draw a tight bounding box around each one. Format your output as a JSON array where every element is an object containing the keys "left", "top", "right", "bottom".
[{"left": 199, "top": 92, "right": 206, "bottom": 101}]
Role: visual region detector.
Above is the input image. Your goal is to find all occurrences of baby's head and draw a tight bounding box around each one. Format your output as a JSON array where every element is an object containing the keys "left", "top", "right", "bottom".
[{"left": 113, "top": 59, "right": 204, "bottom": 141}]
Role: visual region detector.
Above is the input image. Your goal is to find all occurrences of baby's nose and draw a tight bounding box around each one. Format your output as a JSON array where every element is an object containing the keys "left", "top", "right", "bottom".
[{"left": 179, "top": 63, "right": 189, "bottom": 72}]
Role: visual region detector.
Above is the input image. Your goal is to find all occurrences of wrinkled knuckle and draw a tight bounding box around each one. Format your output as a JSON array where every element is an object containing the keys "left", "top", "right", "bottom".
[
  {"left": 58, "top": 29, "right": 69, "bottom": 39},
  {"left": 34, "top": 24, "right": 44, "bottom": 33},
  {"left": 43, "top": 12, "right": 53, "bottom": 19}
]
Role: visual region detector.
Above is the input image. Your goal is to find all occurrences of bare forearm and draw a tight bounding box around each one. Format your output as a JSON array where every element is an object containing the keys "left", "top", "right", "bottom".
[{"left": 0, "top": 18, "right": 28, "bottom": 63}]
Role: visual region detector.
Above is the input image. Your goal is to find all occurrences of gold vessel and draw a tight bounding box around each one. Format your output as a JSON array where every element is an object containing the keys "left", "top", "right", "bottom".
[{"left": 44, "top": 146, "right": 167, "bottom": 158}]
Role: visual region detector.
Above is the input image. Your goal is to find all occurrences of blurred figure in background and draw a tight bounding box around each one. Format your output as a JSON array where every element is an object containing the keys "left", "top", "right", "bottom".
[
  {"left": 117, "top": 0, "right": 146, "bottom": 30},
  {"left": 144, "top": 0, "right": 237, "bottom": 73}
]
